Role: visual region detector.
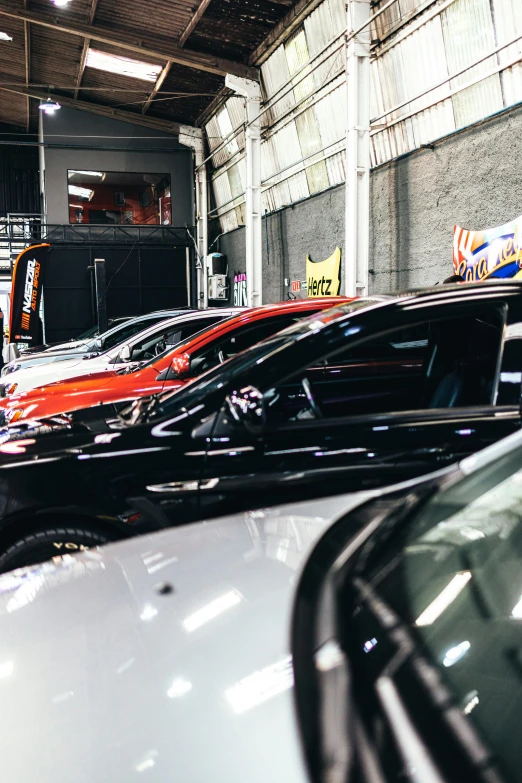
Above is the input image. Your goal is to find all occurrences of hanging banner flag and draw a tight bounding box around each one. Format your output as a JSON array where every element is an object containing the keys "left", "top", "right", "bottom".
[
  {"left": 10, "top": 244, "right": 49, "bottom": 344},
  {"left": 306, "top": 247, "right": 342, "bottom": 297},
  {"left": 453, "top": 215, "right": 522, "bottom": 281}
]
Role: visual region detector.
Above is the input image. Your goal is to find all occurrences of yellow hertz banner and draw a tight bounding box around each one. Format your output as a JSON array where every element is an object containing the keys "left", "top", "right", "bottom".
[{"left": 306, "top": 247, "right": 342, "bottom": 297}]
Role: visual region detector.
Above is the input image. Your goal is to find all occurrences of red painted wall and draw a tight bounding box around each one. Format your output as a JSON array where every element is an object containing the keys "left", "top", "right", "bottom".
[{"left": 69, "top": 183, "right": 172, "bottom": 225}]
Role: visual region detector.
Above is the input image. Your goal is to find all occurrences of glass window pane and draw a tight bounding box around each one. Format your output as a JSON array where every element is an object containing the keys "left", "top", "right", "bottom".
[{"left": 68, "top": 171, "right": 171, "bottom": 226}]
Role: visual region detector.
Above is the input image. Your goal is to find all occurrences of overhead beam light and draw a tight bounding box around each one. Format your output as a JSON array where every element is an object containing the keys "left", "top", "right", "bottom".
[
  {"left": 68, "top": 184, "right": 94, "bottom": 200},
  {"left": 68, "top": 171, "right": 104, "bottom": 178},
  {"left": 39, "top": 97, "right": 61, "bottom": 115},
  {"left": 0, "top": 33, "right": 13, "bottom": 42},
  {"left": 86, "top": 48, "right": 163, "bottom": 83},
  {"left": 52, "top": 0, "right": 71, "bottom": 6}
]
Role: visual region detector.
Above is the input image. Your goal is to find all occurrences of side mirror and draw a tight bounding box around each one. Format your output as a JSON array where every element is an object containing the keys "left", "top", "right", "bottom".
[
  {"left": 120, "top": 344, "right": 131, "bottom": 362},
  {"left": 170, "top": 352, "right": 192, "bottom": 379},
  {"left": 225, "top": 385, "right": 266, "bottom": 435},
  {"left": 94, "top": 338, "right": 103, "bottom": 350}
]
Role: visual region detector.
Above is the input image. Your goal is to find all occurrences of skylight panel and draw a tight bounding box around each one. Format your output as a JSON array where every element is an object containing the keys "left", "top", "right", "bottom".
[{"left": 86, "top": 49, "right": 162, "bottom": 83}]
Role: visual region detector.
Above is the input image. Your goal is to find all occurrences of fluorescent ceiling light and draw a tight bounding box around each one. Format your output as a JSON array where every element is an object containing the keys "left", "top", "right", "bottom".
[
  {"left": 182, "top": 589, "right": 242, "bottom": 633},
  {"left": 68, "top": 170, "right": 104, "bottom": 178},
  {"left": 415, "top": 571, "right": 472, "bottom": 627},
  {"left": 0, "top": 33, "right": 13, "bottom": 42},
  {"left": 53, "top": 0, "right": 70, "bottom": 6},
  {"left": 86, "top": 48, "right": 162, "bottom": 82},
  {"left": 68, "top": 184, "right": 94, "bottom": 200}
]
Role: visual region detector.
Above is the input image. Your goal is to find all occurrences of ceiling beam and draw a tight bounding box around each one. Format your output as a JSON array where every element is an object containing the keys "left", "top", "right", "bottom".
[
  {"left": 179, "top": 0, "right": 212, "bottom": 48},
  {"left": 249, "top": 0, "right": 324, "bottom": 66},
  {"left": 23, "top": 0, "right": 29, "bottom": 131},
  {"left": 74, "top": 38, "right": 90, "bottom": 99},
  {"left": 142, "top": 60, "right": 172, "bottom": 114},
  {"left": 0, "top": 85, "right": 182, "bottom": 134},
  {"left": 88, "top": 0, "right": 100, "bottom": 25},
  {"left": 0, "top": 4, "right": 259, "bottom": 80},
  {"left": 23, "top": 20, "right": 30, "bottom": 131},
  {"left": 74, "top": 0, "right": 99, "bottom": 98}
]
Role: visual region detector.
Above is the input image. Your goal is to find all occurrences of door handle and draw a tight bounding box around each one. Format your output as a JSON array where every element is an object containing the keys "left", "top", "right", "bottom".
[{"left": 146, "top": 478, "right": 219, "bottom": 494}]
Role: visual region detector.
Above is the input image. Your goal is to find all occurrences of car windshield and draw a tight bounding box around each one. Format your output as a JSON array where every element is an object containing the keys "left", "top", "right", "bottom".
[
  {"left": 151, "top": 298, "right": 386, "bottom": 419},
  {"left": 341, "top": 439, "right": 522, "bottom": 782}
]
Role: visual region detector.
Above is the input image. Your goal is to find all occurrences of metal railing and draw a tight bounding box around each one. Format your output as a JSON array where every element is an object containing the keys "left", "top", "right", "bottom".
[{"left": 0, "top": 217, "right": 195, "bottom": 274}]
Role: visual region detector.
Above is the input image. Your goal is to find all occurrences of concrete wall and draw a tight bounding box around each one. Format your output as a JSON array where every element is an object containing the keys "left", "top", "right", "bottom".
[
  {"left": 220, "top": 184, "right": 345, "bottom": 303},
  {"left": 219, "top": 102, "right": 522, "bottom": 300},
  {"left": 41, "top": 107, "right": 193, "bottom": 226}
]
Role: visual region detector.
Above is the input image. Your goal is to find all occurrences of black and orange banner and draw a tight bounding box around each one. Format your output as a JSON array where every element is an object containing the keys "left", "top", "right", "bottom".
[{"left": 10, "top": 244, "right": 49, "bottom": 344}]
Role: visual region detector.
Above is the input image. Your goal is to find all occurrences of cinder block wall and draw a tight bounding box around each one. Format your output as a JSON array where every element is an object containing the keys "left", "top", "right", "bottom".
[{"left": 219, "top": 103, "right": 522, "bottom": 300}]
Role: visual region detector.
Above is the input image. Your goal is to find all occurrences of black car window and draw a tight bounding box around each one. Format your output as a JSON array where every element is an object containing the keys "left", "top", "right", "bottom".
[
  {"left": 188, "top": 314, "right": 314, "bottom": 378},
  {"left": 265, "top": 306, "right": 505, "bottom": 423},
  {"left": 337, "top": 443, "right": 522, "bottom": 783}
]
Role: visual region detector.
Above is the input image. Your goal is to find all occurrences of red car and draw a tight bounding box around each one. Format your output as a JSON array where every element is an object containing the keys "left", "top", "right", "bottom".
[{"left": 0, "top": 299, "right": 351, "bottom": 424}]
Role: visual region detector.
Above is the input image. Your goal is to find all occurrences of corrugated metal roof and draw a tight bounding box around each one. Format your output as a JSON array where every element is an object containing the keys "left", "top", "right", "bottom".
[
  {"left": 215, "top": 0, "right": 516, "bottom": 227},
  {"left": 0, "top": 0, "right": 302, "bottom": 132}
]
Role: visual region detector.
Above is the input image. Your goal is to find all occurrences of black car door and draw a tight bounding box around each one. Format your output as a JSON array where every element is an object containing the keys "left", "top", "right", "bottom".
[{"left": 199, "top": 297, "right": 521, "bottom": 519}]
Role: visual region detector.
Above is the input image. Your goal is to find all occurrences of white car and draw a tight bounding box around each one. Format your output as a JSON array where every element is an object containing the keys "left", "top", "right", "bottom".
[
  {"left": 0, "top": 309, "right": 239, "bottom": 397},
  {"left": 0, "top": 489, "right": 372, "bottom": 783},
  {"left": 2, "top": 309, "right": 193, "bottom": 376},
  {"left": 0, "top": 427, "right": 516, "bottom": 783}
]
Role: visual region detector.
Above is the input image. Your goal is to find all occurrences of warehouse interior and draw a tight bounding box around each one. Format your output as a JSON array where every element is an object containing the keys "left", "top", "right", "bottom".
[
  {"left": 0, "top": 0, "right": 519, "bottom": 315},
  {"left": 0, "top": 3, "right": 522, "bottom": 780}
]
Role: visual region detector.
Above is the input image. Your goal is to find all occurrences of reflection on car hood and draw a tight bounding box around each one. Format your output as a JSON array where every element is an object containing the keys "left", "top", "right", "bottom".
[
  {"left": 0, "top": 492, "right": 371, "bottom": 783},
  {"left": 1, "top": 354, "right": 110, "bottom": 393}
]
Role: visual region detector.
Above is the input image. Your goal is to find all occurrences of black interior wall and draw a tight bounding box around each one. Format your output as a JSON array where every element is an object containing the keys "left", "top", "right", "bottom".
[
  {"left": 0, "top": 142, "right": 40, "bottom": 216},
  {"left": 43, "top": 245, "right": 190, "bottom": 343}
]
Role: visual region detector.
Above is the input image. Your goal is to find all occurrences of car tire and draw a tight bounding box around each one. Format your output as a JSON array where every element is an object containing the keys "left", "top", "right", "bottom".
[{"left": 0, "top": 525, "right": 111, "bottom": 573}]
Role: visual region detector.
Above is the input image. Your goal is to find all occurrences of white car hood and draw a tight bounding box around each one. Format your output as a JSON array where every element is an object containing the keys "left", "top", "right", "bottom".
[
  {"left": 4, "top": 353, "right": 114, "bottom": 394},
  {"left": 0, "top": 492, "right": 372, "bottom": 783}
]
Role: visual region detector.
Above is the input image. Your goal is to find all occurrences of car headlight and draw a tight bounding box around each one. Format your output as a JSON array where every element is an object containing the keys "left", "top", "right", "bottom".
[
  {"left": 4, "top": 383, "right": 18, "bottom": 396},
  {"left": 1, "top": 364, "right": 20, "bottom": 377},
  {"left": 5, "top": 409, "right": 23, "bottom": 423}
]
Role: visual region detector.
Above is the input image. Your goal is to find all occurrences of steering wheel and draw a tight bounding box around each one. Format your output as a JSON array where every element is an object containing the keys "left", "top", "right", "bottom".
[
  {"left": 301, "top": 377, "right": 323, "bottom": 418},
  {"left": 155, "top": 340, "right": 166, "bottom": 356}
]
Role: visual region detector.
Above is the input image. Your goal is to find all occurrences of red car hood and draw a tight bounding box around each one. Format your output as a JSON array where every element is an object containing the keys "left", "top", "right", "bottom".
[{"left": 0, "top": 364, "right": 186, "bottom": 421}]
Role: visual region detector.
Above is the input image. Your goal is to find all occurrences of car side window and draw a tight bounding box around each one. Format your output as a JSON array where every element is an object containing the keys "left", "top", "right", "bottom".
[
  {"left": 189, "top": 315, "right": 305, "bottom": 377},
  {"left": 265, "top": 306, "right": 505, "bottom": 424},
  {"left": 120, "top": 317, "right": 224, "bottom": 363},
  {"left": 102, "top": 317, "right": 162, "bottom": 350}
]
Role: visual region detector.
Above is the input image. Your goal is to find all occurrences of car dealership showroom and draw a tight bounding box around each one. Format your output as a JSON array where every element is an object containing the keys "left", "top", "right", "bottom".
[{"left": 0, "top": 0, "right": 522, "bottom": 780}]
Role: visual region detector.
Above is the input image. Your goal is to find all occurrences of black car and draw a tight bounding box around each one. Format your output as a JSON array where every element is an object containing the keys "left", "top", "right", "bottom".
[
  {"left": 0, "top": 280, "right": 520, "bottom": 572},
  {"left": 293, "top": 428, "right": 522, "bottom": 783}
]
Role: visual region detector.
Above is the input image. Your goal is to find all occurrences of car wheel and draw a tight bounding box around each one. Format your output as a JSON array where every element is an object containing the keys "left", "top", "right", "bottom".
[{"left": 0, "top": 526, "right": 111, "bottom": 573}]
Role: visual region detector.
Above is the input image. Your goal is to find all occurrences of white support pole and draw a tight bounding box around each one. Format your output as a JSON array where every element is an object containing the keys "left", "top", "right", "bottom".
[
  {"left": 225, "top": 75, "right": 262, "bottom": 308},
  {"left": 345, "top": 0, "right": 371, "bottom": 297},
  {"left": 179, "top": 125, "right": 208, "bottom": 308}
]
